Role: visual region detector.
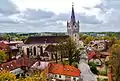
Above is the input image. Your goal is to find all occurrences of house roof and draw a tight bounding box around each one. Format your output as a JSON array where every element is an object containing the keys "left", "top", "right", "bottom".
[
  {"left": 88, "top": 51, "right": 96, "bottom": 60},
  {"left": 0, "top": 41, "right": 23, "bottom": 45},
  {"left": 45, "top": 45, "right": 56, "bottom": 52},
  {"left": 48, "top": 63, "right": 80, "bottom": 77},
  {"left": 0, "top": 41, "right": 22, "bottom": 50},
  {"left": 0, "top": 56, "right": 36, "bottom": 71},
  {"left": 0, "top": 42, "right": 9, "bottom": 50},
  {"left": 24, "top": 36, "right": 69, "bottom": 44},
  {"left": 31, "top": 61, "right": 49, "bottom": 70}
]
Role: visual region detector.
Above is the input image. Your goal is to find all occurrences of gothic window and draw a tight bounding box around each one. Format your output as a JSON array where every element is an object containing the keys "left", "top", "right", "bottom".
[
  {"left": 74, "top": 34, "right": 77, "bottom": 37},
  {"left": 40, "top": 46, "right": 43, "bottom": 56},
  {"left": 26, "top": 48, "right": 29, "bottom": 57},
  {"left": 33, "top": 46, "right": 36, "bottom": 56},
  {"left": 75, "top": 25, "right": 76, "bottom": 27},
  {"left": 30, "top": 47, "right": 33, "bottom": 55},
  {"left": 75, "top": 34, "right": 76, "bottom": 37}
]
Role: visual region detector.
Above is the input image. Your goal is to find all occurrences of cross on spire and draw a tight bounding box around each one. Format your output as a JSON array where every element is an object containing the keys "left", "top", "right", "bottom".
[{"left": 72, "top": 2, "right": 74, "bottom": 7}]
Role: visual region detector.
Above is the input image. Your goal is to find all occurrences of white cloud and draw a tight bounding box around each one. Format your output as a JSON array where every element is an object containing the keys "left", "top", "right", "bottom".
[
  {"left": 0, "top": 0, "right": 120, "bottom": 32},
  {"left": 12, "top": 0, "right": 101, "bottom": 14}
]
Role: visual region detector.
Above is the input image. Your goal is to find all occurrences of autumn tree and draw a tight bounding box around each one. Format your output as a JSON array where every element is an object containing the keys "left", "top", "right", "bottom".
[
  {"left": 84, "top": 36, "right": 95, "bottom": 44},
  {"left": 0, "top": 50, "right": 7, "bottom": 63},
  {"left": 109, "top": 44, "right": 120, "bottom": 81},
  {"left": 0, "top": 70, "right": 16, "bottom": 81}
]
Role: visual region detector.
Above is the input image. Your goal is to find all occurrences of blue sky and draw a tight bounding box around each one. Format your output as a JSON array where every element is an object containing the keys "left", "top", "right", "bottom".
[{"left": 0, "top": 0, "right": 120, "bottom": 32}]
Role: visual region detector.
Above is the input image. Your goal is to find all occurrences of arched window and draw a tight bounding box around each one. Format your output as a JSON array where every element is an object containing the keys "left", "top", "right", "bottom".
[
  {"left": 33, "top": 47, "right": 36, "bottom": 56},
  {"left": 74, "top": 34, "right": 77, "bottom": 37},
  {"left": 26, "top": 48, "right": 29, "bottom": 57},
  {"left": 40, "top": 46, "right": 43, "bottom": 56}
]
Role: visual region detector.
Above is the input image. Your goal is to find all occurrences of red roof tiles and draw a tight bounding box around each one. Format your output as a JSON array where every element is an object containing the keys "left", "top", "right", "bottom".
[
  {"left": 48, "top": 63, "right": 80, "bottom": 77},
  {"left": 0, "top": 56, "right": 35, "bottom": 71},
  {"left": 88, "top": 51, "right": 96, "bottom": 60},
  {"left": 0, "top": 42, "right": 9, "bottom": 50}
]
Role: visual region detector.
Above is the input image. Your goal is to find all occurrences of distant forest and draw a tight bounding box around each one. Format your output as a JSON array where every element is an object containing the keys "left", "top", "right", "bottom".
[{"left": 0, "top": 32, "right": 120, "bottom": 41}]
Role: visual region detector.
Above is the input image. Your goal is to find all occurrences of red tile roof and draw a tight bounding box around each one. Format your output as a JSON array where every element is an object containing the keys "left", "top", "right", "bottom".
[
  {"left": 88, "top": 51, "right": 96, "bottom": 60},
  {"left": 48, "top": 63, "right": 80, "bottom": 77},
  {"left": 0, "top": 42, "right": 9, "bottom": 50},
  {"left": 0, "top": 56, "right": 36, "bottom": 71}
]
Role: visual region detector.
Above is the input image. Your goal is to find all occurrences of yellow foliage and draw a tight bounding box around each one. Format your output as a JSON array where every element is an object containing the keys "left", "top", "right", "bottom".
[
  {"left": 0, "top": 50, "right": 7, "bottom": 63},
  {"left": 23, "top": 77, "right": 36, "bottom": 81},
  {"left": 0, "top": 70, "right": 16, "bottom": 81}
]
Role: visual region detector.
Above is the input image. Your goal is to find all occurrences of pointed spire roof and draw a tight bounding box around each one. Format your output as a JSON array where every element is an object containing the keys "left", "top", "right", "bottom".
[{"left": 71, "top": 2, "right": 76, "bottom": 23}]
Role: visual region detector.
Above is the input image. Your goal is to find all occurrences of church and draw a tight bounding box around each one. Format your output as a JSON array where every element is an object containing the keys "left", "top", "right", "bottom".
[{"left": 21, "top": 4, "right": 80, "bottom": 60}]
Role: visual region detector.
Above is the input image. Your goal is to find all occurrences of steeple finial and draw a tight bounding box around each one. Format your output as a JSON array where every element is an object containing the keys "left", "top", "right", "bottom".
[
  {"left": 72, "top": 2, "right": 74, "bottom": 7},
  {"left": 71, "top": 2, "right": 75, "bottom": 23}
]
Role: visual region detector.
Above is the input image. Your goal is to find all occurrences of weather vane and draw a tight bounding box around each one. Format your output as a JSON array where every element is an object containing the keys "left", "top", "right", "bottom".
[{"left": 72, "top": 2, "right": 74, "bottom": 7}]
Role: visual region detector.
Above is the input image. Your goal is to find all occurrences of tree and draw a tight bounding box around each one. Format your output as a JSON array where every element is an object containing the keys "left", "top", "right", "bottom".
[
  {"left": 114, "top": 39, "right": 120, "bottom": 45},
  {"left": 109, "top": 44, "right": 120, "bottom": 81},
  {"left": 84, "top": 36, "right": 94, "bottom": 44},
  {"left": 88, "top": 62, "right": 99, "bottom": 75},
  {"left": 56, "top": 37, "right": 80, "bottom": 65},
  {"left": 0, "top": 50, "right": 7, "bottom": 63},
  {"left": 23, "top": 77, "right": 36, "bottom": 81},
  {"left": 0, "top": 70, "right": 16, "bottom": 81}
]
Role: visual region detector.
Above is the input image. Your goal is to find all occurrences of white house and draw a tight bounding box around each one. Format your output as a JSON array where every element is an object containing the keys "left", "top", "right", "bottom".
[{"left": 48, "top": 63, "right": 81, "bottom": 81}]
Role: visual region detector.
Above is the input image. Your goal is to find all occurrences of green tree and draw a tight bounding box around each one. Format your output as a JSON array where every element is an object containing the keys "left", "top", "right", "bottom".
[
  {"left": 109, "top": 44, "right": 120, "bottom": 81},
  {"left": 56, "top": 37, "right": 80, "bottom": 65},
  {"left": 88, "top": 62, "right": 99, "bottom": 75},
  {"left": 0, "top": 50, "right": 7, "bottom": 63},
  {"left": 114, "top": 39, "right": 120, "bottom": 45}
]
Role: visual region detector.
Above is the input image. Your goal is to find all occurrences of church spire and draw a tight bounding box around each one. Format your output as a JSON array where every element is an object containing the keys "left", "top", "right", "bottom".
[{"left": 71, "top": 2, "right": 76, "bottom": 23}]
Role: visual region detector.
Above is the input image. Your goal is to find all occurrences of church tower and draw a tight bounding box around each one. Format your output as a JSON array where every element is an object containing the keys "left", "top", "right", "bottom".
[{"left": 67, "top": 3, "right": 79, "bottom": 44}]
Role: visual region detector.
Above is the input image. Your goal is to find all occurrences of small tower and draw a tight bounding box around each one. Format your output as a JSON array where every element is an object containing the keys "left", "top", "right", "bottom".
[{"left": 67, "top": 3, "right": 79, "bottom": 44}]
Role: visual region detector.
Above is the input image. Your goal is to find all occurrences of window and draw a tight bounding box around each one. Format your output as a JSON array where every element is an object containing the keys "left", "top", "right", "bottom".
[
  {"left": 55, "top": 74, "right": 57, "bottom": 77},
  {"left": 26, "top": 48, "right": 29, "bottom": 57},
  {"left": 75, "top": 34, "right": 76, "bottom": 37},
  {"left": 59, "top": 75, "right": 61, "bottom": 78},
  {"left": 33, "top": 47, "right": 36, "bottom": 56},
  {"left": 73, "top": 77, "right": 76, "bottom": 81}
]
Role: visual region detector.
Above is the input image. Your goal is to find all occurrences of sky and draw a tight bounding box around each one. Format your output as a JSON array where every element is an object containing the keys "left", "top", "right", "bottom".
[{"left": 0, "top": 0, "right": 120, "bottom": 32}]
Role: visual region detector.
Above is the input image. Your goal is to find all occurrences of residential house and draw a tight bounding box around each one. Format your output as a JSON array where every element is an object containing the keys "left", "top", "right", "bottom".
[
  {"left": 89, "top": 40, "right": 112, "bottom": 52},
  {"left": 31, "top": 61, "right": 49, "bottom": 70},
  {"left": 0, "top": 55, "right": 36, "bottom": 77},
  {"left": 48, "top": 63, "right": 81, "bottom": 81},
  {"left": 0, "top": 41, "right": 23, "bottom": 61},
  {"left": 88, "top": 50, "right": 102, "bottom": 66}
]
